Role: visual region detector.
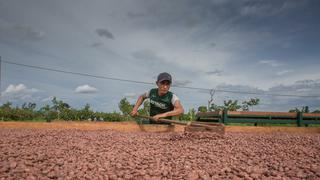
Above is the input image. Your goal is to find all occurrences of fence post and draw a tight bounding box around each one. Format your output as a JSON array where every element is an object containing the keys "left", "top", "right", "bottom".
[
  {"left": 297, "top": 111, "right": 303, "bottom": 127},
  {"left": 222, "top": 108, "right": 228, "bottom": 124}
]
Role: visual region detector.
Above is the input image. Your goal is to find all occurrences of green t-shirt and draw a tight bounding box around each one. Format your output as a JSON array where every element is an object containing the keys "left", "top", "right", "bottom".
[{"left": 146, "top": 88, "right": 179, "bottom": 119}]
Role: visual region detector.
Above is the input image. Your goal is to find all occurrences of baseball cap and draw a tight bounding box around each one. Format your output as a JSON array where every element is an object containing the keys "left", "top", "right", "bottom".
[{"left": 157, "top": 72, "right": 172, "bottom": 83}]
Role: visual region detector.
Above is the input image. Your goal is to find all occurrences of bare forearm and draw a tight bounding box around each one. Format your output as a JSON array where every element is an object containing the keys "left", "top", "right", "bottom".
[
  {"left": 133, "top": 95, "right": 145, "bottom": 111},
  {"left": 163, "top": 108, "right": 184, "bottom": 117}
]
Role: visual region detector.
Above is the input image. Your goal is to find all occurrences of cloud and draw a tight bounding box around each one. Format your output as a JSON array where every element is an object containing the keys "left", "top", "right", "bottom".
[
  {"left": 41, "top": 96, "right": 54, "bottom": 102},
  {"left": 127, "top": 12, "right": 146, "bottom": 19},
  {"left": 195, "top": 79, "right": 320, "bottom": 111},
  {"left": 132, "top": 49, "right": 163, "bottom": 61},
  {"left": 173, "top": 80, "right": 192, "bottom": 87},
  {"left": 4, "top": 84, "right": 27, "bottom": 94},
  {"left": 205, "top": 70, "right": 222, "bottom": 76},
  {"left": 210, "top": 42, "right": 217, "bottom": 47},
  {"left": 276, "top": 69, "right": 293, "bottom": 76},
  {"left": 95, "top": 28, "right": 114, "bottom": 39},
  {"left": 269, "top": 79, "right": 320, "bottom": 95},
  {"left": 266, "top": 79, "right": 320, "bottom": 111},
  {"left": 258, "top": 60, "right": 282, "bottom": 67},
  {"left": 75, "top": 85, "right": 98, "bottom": 94},
  {"left": 0, "top": 18, "right": 45, "bottom": 42},
  {"left": 240, "top": 2, "right": 283, "bottom": 17},
  {"left": 1, "top": 84, "right": 39, "bottom": 100},
  {"left": 90, "top": 42, "right": 103, "bottom": 48},
  {"left": 123, "top": 93, "right": 137, "bottom": 99},
  {"left": 239, "top": 1, "right": 303, "bottom": 17}
]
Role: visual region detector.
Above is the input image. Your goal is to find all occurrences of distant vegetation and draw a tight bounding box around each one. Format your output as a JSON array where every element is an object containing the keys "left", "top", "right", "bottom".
[
  {"left": 198, "top": 98, "right": 261, "bottom": 112},
  {"left": 0, "top": 97, "right": 130, "bottom": 122},
  {"left": 0, "top": 97, "right": 318, "bottom": 122}
]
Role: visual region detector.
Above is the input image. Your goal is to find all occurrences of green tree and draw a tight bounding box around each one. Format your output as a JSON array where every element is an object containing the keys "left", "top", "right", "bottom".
[
  {"left": 118, "top": 98, "right": 134, "bottom": 115},
  {"left": 39, "top": 104, "right": 56, "bottom": 122},
  {"left": 22, "top": 102, "right": 36, "bottom": 111},
  {"left": 289, "top": 107, "right": 299, "bottom": 113},
  {"left": 1, "top": 102, "right": 12, "bottom": 110},
  {"left": 312, "top": 109, "right": 320, "bottom": 113},
  {"left": 78, "top": 103, "right": 93, "bottom": 120},
  {"left": 209, "top": 103, "right": 224, "bottom": 112},
  {"left": 138, "top": 100, "right": 150, "bottom": 116},
  {"left": 51, "top": 97, "right": 71, "bottom": 120},
  {"left": 198, "top": 106, "right": 208, "bottom": 112},
  {"left": 289, "top": 106, "right": 310, "bottom": 113},
  {"left": 223, "top": 100, "right": 241, "bottom": 111},
  {"left": 0, "top": 102, "right": 13, "bottom": 121},
  {"left": 186, "top": 108, "right": 196, "bottom": 121},
  {"left": 242, "top": 98, "right": 260, "bottom": 111}
]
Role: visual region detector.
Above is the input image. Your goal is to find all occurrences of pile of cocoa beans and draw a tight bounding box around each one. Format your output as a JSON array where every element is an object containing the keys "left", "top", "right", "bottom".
[{"left": 0, "top": 129, "right": 319, "bottom": 179}]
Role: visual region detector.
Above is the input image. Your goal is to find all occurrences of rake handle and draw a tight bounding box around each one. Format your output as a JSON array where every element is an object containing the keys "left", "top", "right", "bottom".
[
  {"left": 134, "top": 115, "right": 190, "bottom": 126},
  {"left": 134, "top": 115, "right": 217, "bottom": 129}
]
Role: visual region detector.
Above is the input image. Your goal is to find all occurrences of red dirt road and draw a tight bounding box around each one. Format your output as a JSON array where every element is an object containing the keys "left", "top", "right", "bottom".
[{"left": 0, "top": 122, "right": 320, "bottom": 179}]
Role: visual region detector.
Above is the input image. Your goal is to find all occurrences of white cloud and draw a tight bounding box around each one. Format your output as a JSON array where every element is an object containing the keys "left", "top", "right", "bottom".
[
  {"left": 75, "top": 85, "right": 98, "bottom": 94},
  {"left": 4, "top": 84, "right": 27, "bottom": 94},
  {"left": 259, "top": 60, "right": 282, "bottom": 67},
  {"left": 276, "top": 70, "right": 293, "bottom": 76},
  {"left": 41, "top": 96, "right": 54, "bottom": 102},
  {"left": 1, "top": 84, "right": 39, "bottom": 100}
]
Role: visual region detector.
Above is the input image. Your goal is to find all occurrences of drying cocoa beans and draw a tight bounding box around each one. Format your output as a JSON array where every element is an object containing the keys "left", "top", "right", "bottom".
[{"left": 0, "top": 129, "right": 319, "bottom": 179}]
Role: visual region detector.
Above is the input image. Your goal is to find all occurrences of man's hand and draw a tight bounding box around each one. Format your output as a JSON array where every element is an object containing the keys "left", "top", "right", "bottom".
[
  {"left": 153, "top": 113, "right": 167, "bottom": 121},
  {"left": 130, "top": 109, "right": 138, "bottom": 117}
]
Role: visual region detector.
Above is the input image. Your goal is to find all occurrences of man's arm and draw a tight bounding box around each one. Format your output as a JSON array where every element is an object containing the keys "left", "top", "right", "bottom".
[
  {"left": 130, "top": 93, "right": 147, "bottom": 116},
  {"left": 153, "top": 100, "right": 184, "bottom": 120}
]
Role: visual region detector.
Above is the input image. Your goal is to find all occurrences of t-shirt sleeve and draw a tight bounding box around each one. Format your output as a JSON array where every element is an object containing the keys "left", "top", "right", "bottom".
[
  {"left": 171, "top": 94, "right": 179, "bottom": 105},
  {"left": 144, "top": 90, "right": 150, "bottom": 98}
]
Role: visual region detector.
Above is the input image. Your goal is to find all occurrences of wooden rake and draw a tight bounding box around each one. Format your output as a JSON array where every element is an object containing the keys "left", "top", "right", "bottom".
[{"left": 134, "top": 114, "right": 225, "bottom": 134}]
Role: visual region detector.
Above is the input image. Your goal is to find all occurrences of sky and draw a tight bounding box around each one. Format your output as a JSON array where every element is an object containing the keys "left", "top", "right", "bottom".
[{"left": 0, "top": 0, "right": 320, "bottom": 113}]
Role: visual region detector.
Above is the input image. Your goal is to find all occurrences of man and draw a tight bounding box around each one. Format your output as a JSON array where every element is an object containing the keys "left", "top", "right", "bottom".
[{"left": 130, "top": 72, "right": 184, "bottom": 123}]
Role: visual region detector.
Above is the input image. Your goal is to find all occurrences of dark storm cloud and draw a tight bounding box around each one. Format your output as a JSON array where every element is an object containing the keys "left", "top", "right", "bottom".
[
  {"left": 95, "top": 28, "right": 114, "bottom": 39},
  {"left": 239, "top": 0, "right": 300, "bottom": 17},
  {"left": 210, "top": 42, "right": 216, "bottom": 47},
  {"left": 132, "top": 49, "right": 164, "bottom": 61},
  {"left": 126, "top": 12, "right": 146, "bottom": 19},
  {"left": 269, "top": 79, "right": 320, "bottom": 96},
  {"left": 0, "top": 19, "right": 45, "bottom": 42},
  {"left": 214, "top": 80, "right": 320, "bottom": 98},
  {"left": 127, "top": 0, "right": 225, "bottom": 28},
  {"left": 127, "top": 0, "right": 317, "bottom": 50},
  {"left": 266, "top": 79, "right": 320, "bottom": 112},
  {"left": 127, "top": 0, "right": 302, "bottom": 29},
  {"left": 1, "top": 0, "right": 319, "bottom": 112},
  {"left": 90, "top": 42, "right": 103, "bottom": 48}
]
